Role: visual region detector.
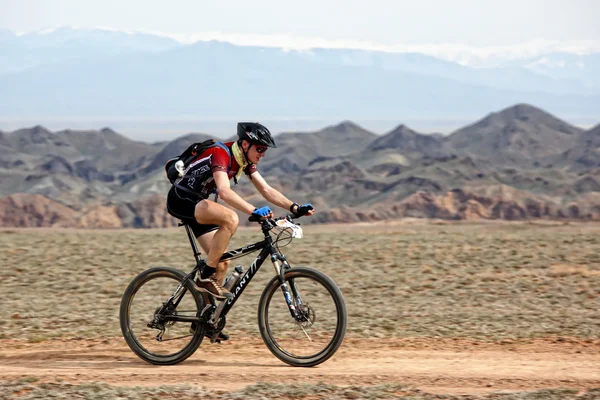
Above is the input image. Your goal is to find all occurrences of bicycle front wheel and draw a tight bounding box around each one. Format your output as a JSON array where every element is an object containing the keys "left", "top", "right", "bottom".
[
  {"left": 119, "top": 267, "right": 206, "bottom": 365},
  {"left": 258, "top": 267, "right": 347, "bottom": 367}
]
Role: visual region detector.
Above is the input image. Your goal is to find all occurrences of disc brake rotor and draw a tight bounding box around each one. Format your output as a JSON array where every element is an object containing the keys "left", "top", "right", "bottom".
[{"left": 296, "top": 304, "right": 315, "bottom": 328}]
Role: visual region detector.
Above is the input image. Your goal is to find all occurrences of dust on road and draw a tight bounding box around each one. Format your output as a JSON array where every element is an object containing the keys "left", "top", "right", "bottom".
[{"left": 1, "top": 337, "right": 599, "bottom": 396}]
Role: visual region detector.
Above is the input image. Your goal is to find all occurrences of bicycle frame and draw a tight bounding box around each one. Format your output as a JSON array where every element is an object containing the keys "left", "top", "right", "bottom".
[
  {"left": 218, "top": 237, "right": 273, "bottom": 316},
  {"left": 164, "top": 220, "right": 303, "bottom": 327}
]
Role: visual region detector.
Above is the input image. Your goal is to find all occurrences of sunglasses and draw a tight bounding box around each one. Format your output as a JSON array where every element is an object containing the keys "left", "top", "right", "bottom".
[{"left": 255, "top": 146, "right": 268, "bottom": 154}]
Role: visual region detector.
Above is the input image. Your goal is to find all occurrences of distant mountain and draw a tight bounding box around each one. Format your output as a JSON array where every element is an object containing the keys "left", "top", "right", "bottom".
[
  {"left": 1, "top": 125, "right": 159, "bottom": 172},
  {"left": 446, "top": 103, "right": 584, "bottom": 167},
  {"left": 3, "top": 125, "right": 81, "bottom": 158},
  {"left": 259, "top": 121, "right": 377, "bottom": 175},
  {"left": 0, "top": 27, "right": 181, "bottom": 74},
  {"left": 0, "top": 126, "right": 162, "bottom": 206},
  {"left": 293, "top": 49, "right": 595, "bottom": 95},
  {"left": 56, "top": 127, "right": 160, "bottom": 172},
  {"left": 0, "top": 192, "right": 176, "bottom": 228},
  {"left": 522, "top": 52, "right": 600, "bottom": 90},
  {"left": 367, "top": 124, "right": 450, "bottom": 160},
  {"left": 582, "top": 123, "right": 600, "bottom": 146},
  {"left": 552, "top": 123, "right": 600, "bottom": 171},
  {"left": 1, "top": 103, "right": 600, "bottom": 227},
  {"left": 0, "top": 29, "right": 599, "bottom": 121}
]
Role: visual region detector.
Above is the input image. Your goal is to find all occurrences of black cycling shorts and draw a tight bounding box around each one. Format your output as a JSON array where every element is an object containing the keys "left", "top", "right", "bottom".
[{"left": 166, "top": 186, "right": 219, "bottom": 238}]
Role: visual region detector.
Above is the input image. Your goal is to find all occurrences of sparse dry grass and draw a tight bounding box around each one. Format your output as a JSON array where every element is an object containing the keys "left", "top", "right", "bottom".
[
  {"left": 548, "top": 264, "right": 600, "bottom": 278},
  {"left": 1, "top": 380, "right": 597, "bottom": 400},
  {"left": 1, "top": 221, "right": 600, "bottom": 342},
  {"left": 2, "top": 221, "right": 600, "bottom": 399}
]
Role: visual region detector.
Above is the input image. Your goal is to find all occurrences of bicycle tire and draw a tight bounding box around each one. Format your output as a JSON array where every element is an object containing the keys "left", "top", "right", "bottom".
[
  {"left": 119, "top": 267, "right": 206, "bottom": 365},
  {"left": 258, "top": 266, "right": 347, "bottom": 367}
]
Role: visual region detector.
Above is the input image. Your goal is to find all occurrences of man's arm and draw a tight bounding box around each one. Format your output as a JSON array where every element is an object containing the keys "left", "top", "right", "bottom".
[
  {"left": 214, "top": 171, "right": 256, "bottom": 214},
  {"left": 249, "top": 171, "right": 296, "bottom": 211}
]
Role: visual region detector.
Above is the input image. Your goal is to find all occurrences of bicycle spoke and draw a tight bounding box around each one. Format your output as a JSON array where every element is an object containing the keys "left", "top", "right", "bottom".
[
  {"left": 128, "top": 274, "right": 199, "bottom": 357},
  {"left": 159, "top": 334, "right": 194, "bottom": 342},
  {"left": 264, "top": 275, "right": 340, "bottom": 359},
  {"left": 299, "top": 325, "right": 312, "bottom": 342}
]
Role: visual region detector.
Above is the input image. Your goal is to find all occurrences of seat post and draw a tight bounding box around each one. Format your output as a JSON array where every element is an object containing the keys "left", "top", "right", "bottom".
[{"left": 182, "top": 223, "right": 202, "bottom": 266}]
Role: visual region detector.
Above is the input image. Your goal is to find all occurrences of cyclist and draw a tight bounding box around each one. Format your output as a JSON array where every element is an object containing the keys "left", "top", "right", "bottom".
[{"left": 166, "top": 122, "right": 314, "bottom": 302}]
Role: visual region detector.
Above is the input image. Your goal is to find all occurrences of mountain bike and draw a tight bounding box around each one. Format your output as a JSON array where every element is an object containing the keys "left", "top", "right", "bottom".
[{"left": 119, "top": 214, "right": 347, "bottom": 367}]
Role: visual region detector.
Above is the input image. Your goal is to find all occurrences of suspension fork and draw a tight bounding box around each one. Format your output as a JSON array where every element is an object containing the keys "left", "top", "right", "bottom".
[
  {"left": 279, "top": 255, "right": 304, "bottom": 307},
  {"left": 272, "top": 253, "right": 305, "bottom": 319},
  {"left": 289, "top": 276, "right": 304, "bottom": 308},
  {"left": 269, "top": 253, "right": 296, "bottom": 318}
]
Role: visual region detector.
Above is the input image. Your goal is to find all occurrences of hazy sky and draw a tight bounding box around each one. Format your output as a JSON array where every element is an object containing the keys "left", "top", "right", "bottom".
[
  {"left": 1, "top": 0, "right": 599, "bottom": 48},
  {"left": 1, "top": 0, "right": 598, "bottom": 137}
]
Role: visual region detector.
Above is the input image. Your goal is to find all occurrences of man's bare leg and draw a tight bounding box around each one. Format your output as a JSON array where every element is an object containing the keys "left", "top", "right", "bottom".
[
  {"left": 193, "top": 204, "right": 236, "bottom": 340},
  {"left": 194, "top": 199, "right": 239, "bottom": 269},
  {"left": 197, "top": 230, "right": 230, "bottom": 285}
]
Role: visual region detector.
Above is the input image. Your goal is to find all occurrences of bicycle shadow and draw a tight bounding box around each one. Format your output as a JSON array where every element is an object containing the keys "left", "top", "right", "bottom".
[
  {"left": 182, "top": 359, "right": 287, "bottom": 368},
  {"left": 1, "top": 351, "right": 288, "bottom": 370}
]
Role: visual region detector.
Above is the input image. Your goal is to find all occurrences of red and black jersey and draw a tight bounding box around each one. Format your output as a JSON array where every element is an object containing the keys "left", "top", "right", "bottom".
[{"left": 174, "top": 141, "right": 257, "bottom": 199}]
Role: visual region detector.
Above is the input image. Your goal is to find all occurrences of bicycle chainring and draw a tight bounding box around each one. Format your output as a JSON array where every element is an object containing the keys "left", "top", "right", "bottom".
[{"left": 213, "top": 314, "right": 227, "bottom": 332}]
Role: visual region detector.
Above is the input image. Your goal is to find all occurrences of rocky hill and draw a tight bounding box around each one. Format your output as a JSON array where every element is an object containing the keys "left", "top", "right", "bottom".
[
  {"left": 553, "top": 123, "right": 600, "bottom": 171},
  {"left": 446, "top": 104, "right": 584, "bottom": 167},
  {"left": 1, "top": 103, "right": 599, "bottom": 227}
]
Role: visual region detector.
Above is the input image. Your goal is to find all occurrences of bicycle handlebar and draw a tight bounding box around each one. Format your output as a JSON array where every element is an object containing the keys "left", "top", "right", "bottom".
[{"left": 248, "top": 213, "right": 298, "bottom": 225}]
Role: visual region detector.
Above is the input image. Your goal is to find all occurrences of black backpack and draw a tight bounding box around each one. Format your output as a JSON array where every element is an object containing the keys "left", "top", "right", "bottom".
[{"left": 164, "top": 139, "right": 231, "bottom": 184}]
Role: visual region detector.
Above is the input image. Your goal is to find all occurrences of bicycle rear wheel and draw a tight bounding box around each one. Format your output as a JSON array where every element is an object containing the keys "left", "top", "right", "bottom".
[
  {"left": 258, "top": 267, "right": 347, "bottom": 367},
  {"left": 119, "top": 267, "right": 206, "bottom": 365}
]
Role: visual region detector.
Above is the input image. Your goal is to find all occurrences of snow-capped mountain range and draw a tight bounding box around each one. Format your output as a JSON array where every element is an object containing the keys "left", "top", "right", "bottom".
[{"left": 1, "top": 26, "right": 598, "bottom": 123}]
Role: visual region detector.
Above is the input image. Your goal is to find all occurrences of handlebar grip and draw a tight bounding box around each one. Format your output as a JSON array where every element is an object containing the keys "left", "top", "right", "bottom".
[
  {"left": 248, "top": 214, "right": 262, "bottom": 222},
  {"left": 247, "top": 214, "right": 297, "bottom": 224}
]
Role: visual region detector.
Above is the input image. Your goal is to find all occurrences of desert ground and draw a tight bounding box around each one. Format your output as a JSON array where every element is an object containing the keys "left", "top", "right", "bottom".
[{"left": 1, "top": 219, "right": 599, "bottom": 399}]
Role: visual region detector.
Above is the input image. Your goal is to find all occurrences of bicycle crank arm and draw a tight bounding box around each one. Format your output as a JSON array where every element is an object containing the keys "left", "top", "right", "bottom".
[{"left": 162, "top": 315, "right": 200, "bottom": 323}]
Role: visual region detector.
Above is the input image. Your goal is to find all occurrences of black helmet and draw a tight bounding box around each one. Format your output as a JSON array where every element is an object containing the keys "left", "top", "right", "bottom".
[{"left": 237, "top": 122, "right": 277, "bottom": 148}]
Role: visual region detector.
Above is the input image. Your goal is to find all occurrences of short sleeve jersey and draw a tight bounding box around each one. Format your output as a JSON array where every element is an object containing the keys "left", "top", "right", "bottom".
[{"left": 174, "top": 141, "right": 257, "bottom": 199}]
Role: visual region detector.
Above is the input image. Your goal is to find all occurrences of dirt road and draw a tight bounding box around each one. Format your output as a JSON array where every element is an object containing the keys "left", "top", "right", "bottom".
[{"left": 1, "top": 337, "right": 599, "bottom": 395}]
